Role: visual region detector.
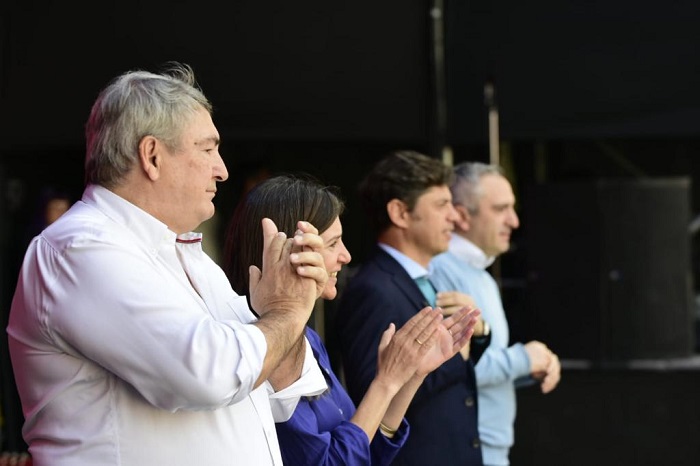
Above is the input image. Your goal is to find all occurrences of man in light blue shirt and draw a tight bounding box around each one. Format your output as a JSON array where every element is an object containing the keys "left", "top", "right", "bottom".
[{"left": 431, "top": 162, "right": 561, "bottom": 466}]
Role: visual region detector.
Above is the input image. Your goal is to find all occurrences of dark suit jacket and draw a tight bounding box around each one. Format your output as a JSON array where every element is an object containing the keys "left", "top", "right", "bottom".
[{"left": 335, "top": 247, "right": 484, "bottom": 466}]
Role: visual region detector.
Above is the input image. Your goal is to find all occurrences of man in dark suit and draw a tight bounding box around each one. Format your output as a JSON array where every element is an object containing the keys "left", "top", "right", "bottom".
[{"left": 336, "top": 151, "right": 488, "bottom": 466}]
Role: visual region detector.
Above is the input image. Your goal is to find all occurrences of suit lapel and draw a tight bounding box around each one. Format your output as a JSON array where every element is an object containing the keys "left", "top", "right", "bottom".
[{"left": 372, "top": 248, "right": 432, "bottom": 311}]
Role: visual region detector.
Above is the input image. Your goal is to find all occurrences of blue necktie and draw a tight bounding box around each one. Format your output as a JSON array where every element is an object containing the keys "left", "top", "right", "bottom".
[{"left": 414, "top": 276, "right": 437, "bottom": 308}]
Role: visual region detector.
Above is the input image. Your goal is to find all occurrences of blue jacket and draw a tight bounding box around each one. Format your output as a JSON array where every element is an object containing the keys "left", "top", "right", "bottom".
[{"left": 276, "top": 327, "right": 409, "bottom": 466}]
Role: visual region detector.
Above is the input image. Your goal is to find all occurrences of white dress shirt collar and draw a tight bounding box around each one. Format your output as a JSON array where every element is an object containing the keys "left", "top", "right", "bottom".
[
  {"left": 448, "top": 234, "right": 496, "bottom": 270},
  {"left": 83, "top": 183, "right": 177, "bottom": 249}
]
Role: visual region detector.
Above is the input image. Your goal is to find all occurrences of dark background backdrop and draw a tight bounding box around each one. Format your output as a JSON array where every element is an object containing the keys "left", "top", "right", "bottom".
[{"left": 2, "top": 1, "right": 700, "bottom": 464}]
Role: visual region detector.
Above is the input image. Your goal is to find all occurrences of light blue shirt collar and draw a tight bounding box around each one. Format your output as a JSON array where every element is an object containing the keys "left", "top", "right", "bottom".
[{"left": 448, "top": 234, "right": 496, "bottom": 270}]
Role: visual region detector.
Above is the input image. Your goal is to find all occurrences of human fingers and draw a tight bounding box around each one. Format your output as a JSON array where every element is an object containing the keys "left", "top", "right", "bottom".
[
  {"left": 541, "top": 354, "right": 561, "bottom": 393},
  {"left": 290, "top": 250, "right": 328, "bottom": 298},
  {"left": 378, "top": 311, "right": 441, "bottom": 384},
  {"left": 434, "top": 292, "right": 456, "bottom": 310},
  {"left": 261, "top": 218, "right": 288, "bottom": 267},
  {"left": 254, "top": 218, "right": 313, "bottom": 311},
  {"left": 525, "top": 341, "right": 551, "bottom": 373},
  {"left": 438, "top": 292, "right": 476, "bottom": 318},
  {"left": 396, "top": 307, "right": 441, "bottom": 345},
  {"left": 458, "top": 342, "right": 471, "bottom": 361},
  {"left": 443, "top": 307, "right": 480, "bottom": 351},
  {"left": 541, "top": 369, "right": 559, "bottom": 393},
  {"left": 378, "top": 323, "right": 396, "bottom": 355},
  {"left": 290, "top": 250, "right": 325, "bottom": 269},
  {"left": 248, "top": 265, "right": 262, "bottom": 298},
  {"left": 435, "top": 291, "right": 476, "bottom": 310},
  {"left": 546, "top": 351, "right": 560, "bottom": 371},
  {"left": 381, "top": 308, "right": 440, "bottom": 366},
  {"left": 295, "top": 220, "right": 319, "bottom": 236},
  {"left": 293, "top": 263, "right": 327, "bottom": 281},
  {"left": 261, "top": 217, "right": 279, "bottom": 245},
  {"left": 443, "top": 307, "right": 480, "bottom": 336},
  {"left": 415, "top": 317, "right": 478, "bottom": 376},
  {"left": 439, "top": 306, "right": 459, "bottom": 317},
  {"left": 408, "top": 311, "right": 443, "bottom": 350},
  {"left": 293, "top": 231, "right": 324, "bottom": 253},
  {"left": 374, "top": 313, "right": 430, "bottom": 387},
  {"left": 392, "top": 307, "right": 433, "bottom": 341},
  {"left": 291, "top": 221, "right": 321, "bottom": 253}
]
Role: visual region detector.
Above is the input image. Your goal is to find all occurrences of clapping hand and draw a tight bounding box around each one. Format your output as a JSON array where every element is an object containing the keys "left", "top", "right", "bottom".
[
  {"left": 249, "top": 218, "right": 327, "bottom": 318},
  {"left": 416, "top": 306, "right": 480, "bottom": 376},
  {"left": 375, "top": 308, "right": 443, "bottom": 393}
]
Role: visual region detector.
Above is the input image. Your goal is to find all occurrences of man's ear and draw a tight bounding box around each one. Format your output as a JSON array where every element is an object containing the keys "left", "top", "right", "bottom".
[
  {"left": 386, "top": 198, "right": 410, "bottom": 228},
  {"left": 454, "top": 204, "right": 471, "bottom": 232},
  {"left": 138, "top": 135, "right": 161, "bottom": 181}
]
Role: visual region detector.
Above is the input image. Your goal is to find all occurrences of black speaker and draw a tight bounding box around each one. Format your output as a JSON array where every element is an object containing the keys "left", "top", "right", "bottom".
[{"left": 525, "top": 178, "right": 695, "bottom": 361}]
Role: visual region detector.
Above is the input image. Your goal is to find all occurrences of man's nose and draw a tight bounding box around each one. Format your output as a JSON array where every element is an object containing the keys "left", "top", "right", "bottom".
[{"left": 214, "top": 152, "right": 229, "bottom": 182}]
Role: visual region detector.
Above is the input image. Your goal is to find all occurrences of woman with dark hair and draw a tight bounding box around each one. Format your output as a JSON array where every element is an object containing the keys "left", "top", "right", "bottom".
[{"left": 224, "top": 174, "right": 478, "bottom": 466}]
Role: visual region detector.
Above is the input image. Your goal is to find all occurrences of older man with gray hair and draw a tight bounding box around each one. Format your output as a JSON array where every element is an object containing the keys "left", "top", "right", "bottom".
[{"left": 7, "top": 63, "right": 328, "bottom": 466}]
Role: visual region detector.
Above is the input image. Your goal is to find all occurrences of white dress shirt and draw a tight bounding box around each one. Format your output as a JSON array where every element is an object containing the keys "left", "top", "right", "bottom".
[{"left": 7, "top": 184, "right": 326, "bottom": 466}]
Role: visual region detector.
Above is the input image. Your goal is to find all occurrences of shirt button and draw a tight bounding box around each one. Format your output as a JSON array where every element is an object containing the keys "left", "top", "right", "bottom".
[
  {"left": 472, "top": 438, "right": 481, "bottom": 449},
  {"left": 464, "top": 396, "right": 475, "bottom": 407}
]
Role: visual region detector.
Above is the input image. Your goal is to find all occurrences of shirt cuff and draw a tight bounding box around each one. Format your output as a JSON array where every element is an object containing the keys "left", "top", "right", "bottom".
[
  {"left": 267, "top": 336, "right": 327, "bottom": 421},
  {"left": 508, "top": 342, "right": 532, "bottom": 378}
]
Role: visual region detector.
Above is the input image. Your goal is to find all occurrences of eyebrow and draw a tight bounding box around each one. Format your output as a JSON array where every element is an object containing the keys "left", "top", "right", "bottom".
[
  {"left": 325, "top": 233, "right": 343, "bottom": 243},
  {"left": 194, "top": 136, "right": 220, "bottom": 147},
  {"left": 492, "top": 201, "right": 514, "bottom": 209}
]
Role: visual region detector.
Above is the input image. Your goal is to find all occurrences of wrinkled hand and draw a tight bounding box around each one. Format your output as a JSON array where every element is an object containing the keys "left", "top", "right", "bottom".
[
  {"left": 436, "top": 291, "right": 476, "bottom": 317},
  {"left": 374, "top": 308, "right": 443, "bottom": 392},
  {"left": 290, "top": 220, "right": 328, "bottom": 299},
  {"left": 416, "top": 307, "right": 480, "bottom": 375},
  {"left": 249, "top": 218, "right": 327, "bottom": 319}
]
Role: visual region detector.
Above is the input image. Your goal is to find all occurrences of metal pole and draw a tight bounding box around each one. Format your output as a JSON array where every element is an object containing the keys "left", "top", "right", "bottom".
[
  {"left": 428, "top": 0, "right": 447, "bottom": 159},
  {"left": 484, "top": 80, "right": 499, "bottom": 165}
]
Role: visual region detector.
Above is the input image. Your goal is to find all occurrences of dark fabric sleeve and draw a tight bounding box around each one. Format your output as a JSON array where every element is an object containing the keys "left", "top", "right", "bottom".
[
  {"left": 469, "top": 332, "right": 492, "bottom": 364},
  {"left": 276, "top": 328, "right": 407, "bottom": 466}
]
